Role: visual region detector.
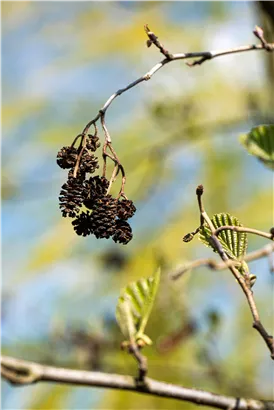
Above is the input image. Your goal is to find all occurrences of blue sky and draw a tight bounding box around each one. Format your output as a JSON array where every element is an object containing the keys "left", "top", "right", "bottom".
[{"left": 2, "top": 2, "right": 273, "bottom": 408}]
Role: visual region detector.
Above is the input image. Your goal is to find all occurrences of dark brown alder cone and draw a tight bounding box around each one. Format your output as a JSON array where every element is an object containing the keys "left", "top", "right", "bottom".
[
  {"left": 91, "top": 195, "right": 117, "bottom": 239},
  {"left": 84, "top": 176, "right": 109, "bottom": 210},
  {"left": 57, "top": 146, "right": 78, "bottom": 169},
  {"left": 67, "top": 168, "right": 86, "bottom": 181},
  {"left": 80, "top": 151, "right": 99, "bottom": 174},
  {"left": 117, "top": 199, "right": 136, "bottom": 220},
  {"left": 72, "top": 211, "right": 93, "bottom": 236},
  {"left": 86, "top": 134, "right": 101, "bottom": 152},
  {"left": 59, "top": 177, "right": 88, "bottom": 218},
  {"left": 112, "top": 220, "right": 133, "bottom": 244}
]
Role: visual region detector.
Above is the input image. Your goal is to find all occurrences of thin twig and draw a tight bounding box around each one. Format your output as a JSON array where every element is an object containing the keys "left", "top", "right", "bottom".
[
  {"left": 71, "top": 134, "right": 84, "bottom": 148},
  {"left": 100, "top": 114, "right": 126, "bottom": 196},
  {"left": 128, "top": 343, "right": 148, "bottom": 383},
  {"left": 253, "top": 25, "right": 274, "bottom": 52},
  {"left": 72, "top": 123, "right": 99, "bottom": 177},
  {"left": 117, "top": 165, "right": 126, "bottom": 198},
  {"left": 1, "top": 355, "right": 272, "bottom": 409},
  {"left": 100, "top": 114, "right": 111, "bottom": 144},
  {"left": 102, "top": 150, "right": 115, "bottom": 178},
  {"left": 82, "top": 118, "right": 99, "bottom": 136},
  {"left": 144, "top": 24, "right": 174, "bottom": 60},
  {"left": 73, "top": 138, "right": 86, "bottom": 178},
  {"left": 193, "top": 186, "right": 274, "bottom": 359},
  {"left": 73, "top": 24, "right": 273, "bottom": 196},
  {"left": 106, "top": 163, "right": 119, "bottom": 196},
  {"left": 80, "top": 25, "right": 273, "bottom": 136},
  {"left": 171, "top": 243, "right": 274, "bottom": 280}
]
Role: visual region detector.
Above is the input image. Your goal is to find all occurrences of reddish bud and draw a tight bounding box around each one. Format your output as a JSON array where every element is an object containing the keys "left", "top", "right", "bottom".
[{"left": 196, "top": 185, "right": 204, "bottom": 195}]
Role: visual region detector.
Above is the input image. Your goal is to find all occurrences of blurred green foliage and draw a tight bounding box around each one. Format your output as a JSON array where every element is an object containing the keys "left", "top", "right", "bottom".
[
  {"left": 240, "top": 124, "right": 274, "bottom": 170},
  {"left": 2, "top": 2, "right": 274, "bottom": 409}
]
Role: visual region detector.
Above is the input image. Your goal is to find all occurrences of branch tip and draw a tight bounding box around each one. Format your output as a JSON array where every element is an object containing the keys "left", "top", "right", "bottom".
[
  {"left": 253, "top": 25, "right": 274, "bottom": 51},
  {"left": 192, "top": 187, "right": 274, "bottom": 358},
  {"left": 196, "top": 184, "right": 204, "bottom": 196},
  {"left": 144, "top": 24, "right": 150, "bottom": 34},
  {"left": 253, "top": 25, "right": 264, "bottom": 41},
  {"left": 183, "top": 233, "right": 194, "bottom": 243}
]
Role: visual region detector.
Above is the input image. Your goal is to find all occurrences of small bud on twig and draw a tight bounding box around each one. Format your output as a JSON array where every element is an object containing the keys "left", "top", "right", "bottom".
[
  {"left": 196, "top": 185, "right": 204, "bottom": 196},
  {"left": 253, "top": 25, "right": 264, "bottom": 42},
  {"left": 253, "top": 25, "right": 273, "bottom": 51},
  {"left": 183, "top": 233, "right": 194, "bottom": 243}
]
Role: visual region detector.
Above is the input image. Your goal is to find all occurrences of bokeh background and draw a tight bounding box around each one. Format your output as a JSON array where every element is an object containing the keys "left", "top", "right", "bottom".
[{"left": 2, "top": 2, "right": 274, "bottom": 409}]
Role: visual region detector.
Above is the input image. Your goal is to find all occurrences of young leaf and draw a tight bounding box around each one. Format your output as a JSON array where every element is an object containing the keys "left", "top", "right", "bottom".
[
  {"left": 116, "top": 296, "right": 137, "bottom": 342},
  {"left": 116, "top": 268, "right": 161, "bottom": 345},
  {"left": 199, "top": 213, "right": 248, "bottom": 260},
  {"left": 240, "top": 124, "right": 274, "bottom": 170}
]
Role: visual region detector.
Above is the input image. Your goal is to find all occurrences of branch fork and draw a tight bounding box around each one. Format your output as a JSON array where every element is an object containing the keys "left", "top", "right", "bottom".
[
  {"left": 70, "top": 24, "right": 273, "bottom": 193},
  {"left": 186, "top": 185, "right": 274, "bottom": 359},
  {"left": 7, "top": 22, "right": 274, "bottom": 407},
  {"left": 171, "top": 243, "right": 274, "bottom": 280}
]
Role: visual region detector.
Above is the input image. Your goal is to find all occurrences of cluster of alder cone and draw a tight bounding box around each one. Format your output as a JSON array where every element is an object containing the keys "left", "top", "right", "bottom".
[{"left": 56, "top": 133, "right": 136, "bottom": 245}]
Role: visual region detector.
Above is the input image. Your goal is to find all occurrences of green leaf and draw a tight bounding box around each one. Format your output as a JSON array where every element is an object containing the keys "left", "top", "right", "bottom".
[
  {"left": 240, "top": 124, "right": 274, "bottom": 170},
  {"left": 116, "top": 268, "right": 160, "bottom": 345},
  {"left": 199, "top": 213, "right": 248, "bottom": 259}
]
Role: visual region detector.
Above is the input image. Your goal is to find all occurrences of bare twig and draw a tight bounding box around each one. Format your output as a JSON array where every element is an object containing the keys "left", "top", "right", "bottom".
[
  {"left": 100, "top": 114, "right": 126, "bottom": 196},
  {"left": 144, "top": 24, "right": 174, "bottom": 60},
  {"left": 81, "top": 25, "right": 274, "bottom": 137},
  {"left": 71, "top": 133, "right": 84, "bottom": 148},
  {"left": 100, "top": 114, "right": 111, "bottom": 144},
  {"left": 253, "top": 25, "right": 274, "bottom": 51},
  {"left": 73, "top": 143, "right": 86, "bottom": 178},
  {"left": 118, "top": 168, "right": 126, "bottom": 199},
  {"left": 193, "top": 186, "right": 274, "bottom": 359},
  {"left": 145, "top": 24, "right": 274, "bottom": 67},
  {"left": 1, "top": 355, "right": 272, "bottom": 409},
  {"left": 71, "top": 25, "right": 273, "bottom": 196},
  {"left": 171, "top": 243, "right": 274, "bottom": 280},
  {"left": 128, "top": 343, "right": 148, "bottom": 383},
  {"left": 106, "top": 163, "right": 119, "bottom": 196}
]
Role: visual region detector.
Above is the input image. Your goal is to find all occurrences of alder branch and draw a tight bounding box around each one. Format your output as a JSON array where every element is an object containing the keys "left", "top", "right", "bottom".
[
  {"left": 171, "top": 243, "right": 274, "bottom": 280},
  {"left": 81, "top": 25, "right": 274, "bottom": 136},
  {"left": 2, "top": 355, "right": 273, "bottom": 410},
  {"left": 194, "top": 186, "right": 274, "bottom": 359},
  {"left": 70, "top": 24, "right": 273, "bottom": 197}
]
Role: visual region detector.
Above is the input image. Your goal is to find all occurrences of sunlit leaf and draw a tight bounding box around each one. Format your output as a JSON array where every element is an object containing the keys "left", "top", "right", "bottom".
[
  {"left": 199, "top": 213, "right": 248, "bottom": 259},
  {"left": 116, "top": 296, "right": 137, "bottom": 341},
  {"left": 116, "top": 268, "right": 160, "bottom": 345},
  {"left": 240, "top": 124, "right": 274, "bottom": 170}
]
